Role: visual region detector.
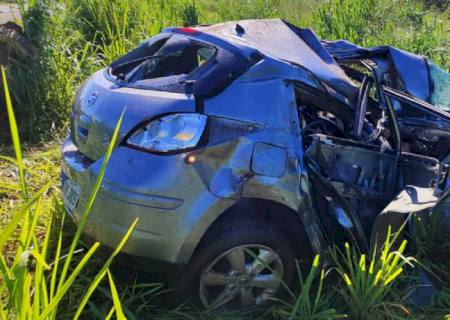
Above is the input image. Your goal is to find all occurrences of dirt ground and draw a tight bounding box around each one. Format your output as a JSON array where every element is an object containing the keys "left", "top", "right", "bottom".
[{"left": 0, "top": 3, "right": 19, "bottom": 25}]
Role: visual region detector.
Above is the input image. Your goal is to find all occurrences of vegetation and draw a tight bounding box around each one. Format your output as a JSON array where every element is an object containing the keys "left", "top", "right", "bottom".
[
  {"left": 331, "top": 235, "right": 414, "bottom": 319},
  {"left": 1, "top": 0, "right": 450, "bottom": 319},
  {"left": 0, "top": 66, "right": 138, "bottom": 319},
  {"left": 0, "top": 0, "right": 447, "bottom": 141}
]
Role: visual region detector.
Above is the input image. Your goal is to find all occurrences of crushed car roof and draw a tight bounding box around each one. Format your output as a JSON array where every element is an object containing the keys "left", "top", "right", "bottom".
[
  {"left": 115, "top": 19, "right": 448, "bottom": 110},
  {"left": 194, "top": 19, "right": 449, "bottom": 111},
  {"left": 196, "top": 19, "right": 360, "bottom": 103}
]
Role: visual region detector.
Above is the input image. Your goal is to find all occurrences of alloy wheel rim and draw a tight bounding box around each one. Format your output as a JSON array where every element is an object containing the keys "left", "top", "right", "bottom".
[{"left": 199, "top": 244, "right": 284, "bottom": 308}]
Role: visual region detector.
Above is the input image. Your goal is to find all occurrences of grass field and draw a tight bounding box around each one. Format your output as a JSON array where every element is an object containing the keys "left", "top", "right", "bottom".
[{"left": 1, "top": 0, "right": 450, "bottom": 319}]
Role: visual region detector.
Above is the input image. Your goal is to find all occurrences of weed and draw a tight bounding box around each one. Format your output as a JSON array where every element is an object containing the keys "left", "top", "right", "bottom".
[
  {"left": 273, "top": 255, "right": 345, "bottom": 320},
  {"left": 331, "top": 228, "right": 415, "bottom": 320}
]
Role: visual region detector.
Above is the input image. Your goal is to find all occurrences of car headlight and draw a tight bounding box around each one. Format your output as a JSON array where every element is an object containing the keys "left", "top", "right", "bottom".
[{"left": 127, "top": 113, "right": 207, "bottom": 152}]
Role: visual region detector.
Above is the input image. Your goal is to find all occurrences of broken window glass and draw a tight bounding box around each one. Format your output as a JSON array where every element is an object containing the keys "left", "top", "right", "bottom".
[
  {"left": 129, "top": 39, "right": 216, "bottom": 82},
  {"left": 106, "top": 33, "right": 254, "bottom": 96},
  {"left": 429, "top": 63, "right": 450, "bottom": 112}
]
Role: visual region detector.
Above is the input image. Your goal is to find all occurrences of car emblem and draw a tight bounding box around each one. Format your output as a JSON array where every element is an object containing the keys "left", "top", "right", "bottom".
[{"left": 87, "top": 91, "right": 98, "bottom": 106}]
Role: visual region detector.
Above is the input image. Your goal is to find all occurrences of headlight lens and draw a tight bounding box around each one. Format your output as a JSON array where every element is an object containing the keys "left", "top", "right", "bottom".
[{"left": 127, "top": 113, "right": 207, "bottom": 152}]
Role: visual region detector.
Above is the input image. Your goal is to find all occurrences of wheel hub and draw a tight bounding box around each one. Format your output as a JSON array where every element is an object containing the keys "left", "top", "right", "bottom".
[{"left": 199, "top": 244, "right": 284, "bottom": 308}]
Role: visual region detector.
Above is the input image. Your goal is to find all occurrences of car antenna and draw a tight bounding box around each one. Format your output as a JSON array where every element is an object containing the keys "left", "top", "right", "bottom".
[{"left": 235, "top": 23, "right": 245, "bottom": 35}]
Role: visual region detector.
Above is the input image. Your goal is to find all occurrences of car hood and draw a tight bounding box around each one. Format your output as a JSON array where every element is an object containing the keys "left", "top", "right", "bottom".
[{"left": 72, "top": 70, "right": 196, "bottom": 160}]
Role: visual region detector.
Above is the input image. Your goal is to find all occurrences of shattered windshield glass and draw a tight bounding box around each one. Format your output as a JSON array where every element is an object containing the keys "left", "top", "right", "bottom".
[{"left": 429, "top": 63, "right": 450, "bottom": 112}]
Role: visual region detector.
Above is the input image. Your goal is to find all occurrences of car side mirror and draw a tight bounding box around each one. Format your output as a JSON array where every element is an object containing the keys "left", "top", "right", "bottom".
[{"left": 353, "top": 76, "right": 373, "bottom": 140}]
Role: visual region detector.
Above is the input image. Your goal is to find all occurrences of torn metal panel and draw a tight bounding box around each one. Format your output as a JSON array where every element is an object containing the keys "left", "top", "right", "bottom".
[{"left": 380, "top": 185, "right": 438, "bottom": 214}]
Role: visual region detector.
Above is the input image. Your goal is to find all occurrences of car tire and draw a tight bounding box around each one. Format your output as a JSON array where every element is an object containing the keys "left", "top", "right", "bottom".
[{"left": 175, "top": 218, "right": 295, "bottom": 309}]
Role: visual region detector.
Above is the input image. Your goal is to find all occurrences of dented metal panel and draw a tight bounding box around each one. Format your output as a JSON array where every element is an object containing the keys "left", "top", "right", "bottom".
[{"left": 197, "top": 19, "right": 359, "bottom": 102}]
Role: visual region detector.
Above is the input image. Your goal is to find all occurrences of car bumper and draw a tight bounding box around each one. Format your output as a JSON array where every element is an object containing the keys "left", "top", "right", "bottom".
[{"left": 61, "top": 136, "right": 232, "bottom": 264}]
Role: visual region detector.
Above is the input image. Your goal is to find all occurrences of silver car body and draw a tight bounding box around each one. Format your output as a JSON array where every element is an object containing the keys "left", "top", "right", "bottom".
[{"left": 62, "top": 19, "right": 450, "bottom": 266}]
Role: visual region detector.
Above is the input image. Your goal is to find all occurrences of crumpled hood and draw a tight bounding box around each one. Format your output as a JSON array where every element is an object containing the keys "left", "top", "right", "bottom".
[{"left": 72, "top": 70, "right": 195, "bottom": 160}]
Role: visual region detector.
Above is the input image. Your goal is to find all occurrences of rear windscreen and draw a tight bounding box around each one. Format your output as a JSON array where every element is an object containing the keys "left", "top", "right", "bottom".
[
  {"left": 108, "top": 34, "right": 254, "bottom": 97},
  {"left": 132, "top": 43, "right": 215, "bottom": 80}
]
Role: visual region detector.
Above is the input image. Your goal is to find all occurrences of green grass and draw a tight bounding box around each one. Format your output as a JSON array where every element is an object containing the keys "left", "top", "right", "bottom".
[
  {"left": 1, "top": 0, "right": 450, "bottom": 319},
  {"left": 331, "top": 233, "right": 415, "bottom": 320},
  {"left": 0, "top": 67, "right": 142, "bottom": 320}
]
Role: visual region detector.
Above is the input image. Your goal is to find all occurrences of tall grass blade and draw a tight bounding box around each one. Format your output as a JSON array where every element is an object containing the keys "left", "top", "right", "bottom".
[
  {"left": 24, "top": 196, "right": 42, "bottom": 252},
  {"left": 107, "top": 269, "right": 127, "bottom": 320},
  {"left": 1, "top": 66, "right": 28, "bottom": 199},
  {"left": 49, "top": 215, "right": 65, "bottom": 301},
  {"left": 30, "top": 250, "right": 51, "bottom": 270},
  {"left": 38, "top": 242, "right": 101, "bottom": 320},
  {"left": 0, "top": 302, "right": 6, "bottom": 320},
  {"left": 105, "top": 306, "right": 116, "bottom": 320},
  {"left": 73, "top": 217, "right": 139, "bottom": 319},
  {"left": 0, "top": 180, "right": 53, "bottom": 252}
]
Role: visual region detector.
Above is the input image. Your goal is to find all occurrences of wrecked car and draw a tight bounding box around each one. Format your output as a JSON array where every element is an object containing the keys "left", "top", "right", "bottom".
[{"left": 61, "top": 19, "right": 450, "bottom": 308}]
